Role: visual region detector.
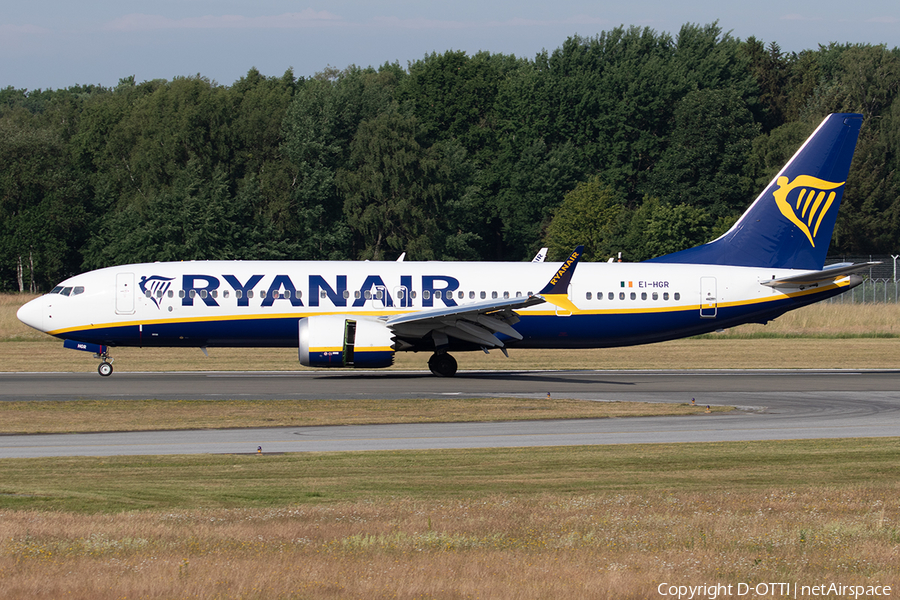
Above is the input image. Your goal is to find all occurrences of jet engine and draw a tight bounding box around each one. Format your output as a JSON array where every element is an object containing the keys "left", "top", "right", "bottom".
[{"left": 298, "top": 315, "right": 395, "bottom": 368}]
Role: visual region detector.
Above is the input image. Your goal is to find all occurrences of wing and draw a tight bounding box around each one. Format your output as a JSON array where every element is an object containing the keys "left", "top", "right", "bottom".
[{"left": 385, "top": 246, "right": 584, "bottom": 350}]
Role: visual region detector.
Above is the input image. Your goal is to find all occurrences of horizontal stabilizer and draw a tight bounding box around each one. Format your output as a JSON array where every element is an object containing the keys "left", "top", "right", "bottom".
[{"left": 761, "top": 262, "right": 880, "bottom": 288}]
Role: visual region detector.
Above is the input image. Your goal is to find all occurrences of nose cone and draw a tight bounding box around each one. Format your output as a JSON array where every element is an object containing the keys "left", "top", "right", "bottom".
[{"left": 17, "top": 297, "right": 45, "bottom": 332}]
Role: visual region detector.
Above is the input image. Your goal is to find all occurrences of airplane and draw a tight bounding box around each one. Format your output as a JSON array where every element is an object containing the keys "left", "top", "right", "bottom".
[{"left": 17, "top": 112, "right": 873, "bottom": 377}]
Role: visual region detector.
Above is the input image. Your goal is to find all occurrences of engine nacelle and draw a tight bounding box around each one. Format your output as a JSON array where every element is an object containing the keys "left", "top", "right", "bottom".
[{"left": 298, "top": 315, "right": 395, "bottom": 368}]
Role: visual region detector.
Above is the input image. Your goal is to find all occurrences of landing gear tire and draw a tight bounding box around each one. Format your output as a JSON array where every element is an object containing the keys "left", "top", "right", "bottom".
[
  {"left": 428, "top": 353, "right": 458, "bottom": 377},
  {"left": 98, "top": 362, "right": 113, "bottom": 377}
]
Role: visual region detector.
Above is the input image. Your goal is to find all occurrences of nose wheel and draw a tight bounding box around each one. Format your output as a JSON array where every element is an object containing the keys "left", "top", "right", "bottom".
[{"left": 93, "top": 349, "right": 114, "bottom": 377}]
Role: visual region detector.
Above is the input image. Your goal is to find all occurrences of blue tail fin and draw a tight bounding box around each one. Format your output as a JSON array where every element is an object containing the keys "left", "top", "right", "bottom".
[{"left": 648, "top": 113, "right": 863, "bottom": 270}]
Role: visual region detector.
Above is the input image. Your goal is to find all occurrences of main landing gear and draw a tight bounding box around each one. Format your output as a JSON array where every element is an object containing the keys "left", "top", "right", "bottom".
[{"left": 428, "top": 352, "right": 458, "bottom": 377}]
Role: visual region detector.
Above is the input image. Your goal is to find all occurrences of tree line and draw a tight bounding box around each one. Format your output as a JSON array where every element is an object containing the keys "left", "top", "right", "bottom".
[{"left": 2, "top": 22, "right": 900, "bottom": 291}]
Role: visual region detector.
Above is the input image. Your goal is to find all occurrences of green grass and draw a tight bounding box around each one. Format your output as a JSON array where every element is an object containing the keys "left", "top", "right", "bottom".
[{"left": 2, "top": 438, "right": 898, "bottom": 513}]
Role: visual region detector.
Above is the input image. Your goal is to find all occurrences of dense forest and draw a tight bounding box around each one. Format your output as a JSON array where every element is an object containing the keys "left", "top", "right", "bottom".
[{"left": 3, "top": 23, "right": 900, "bottom": 292}]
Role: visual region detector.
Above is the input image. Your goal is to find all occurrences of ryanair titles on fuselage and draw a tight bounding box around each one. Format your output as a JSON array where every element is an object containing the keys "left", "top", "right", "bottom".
[{"left": 145, "top": 273, "right": 468, "bottom": 310}]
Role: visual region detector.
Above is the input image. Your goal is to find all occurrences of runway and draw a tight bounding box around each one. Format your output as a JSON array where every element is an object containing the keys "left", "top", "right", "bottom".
[{"left": 1, "top": 369, "right": 899, "bottom": 458}]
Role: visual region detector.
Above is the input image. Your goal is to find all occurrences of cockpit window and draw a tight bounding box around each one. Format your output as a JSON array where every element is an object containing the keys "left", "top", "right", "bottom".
[{"left": 50, "top": 285, "right": 84, "bottom": 296}]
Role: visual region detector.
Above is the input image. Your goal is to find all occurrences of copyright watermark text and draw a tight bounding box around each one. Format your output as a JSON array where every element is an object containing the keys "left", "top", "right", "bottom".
[{"left": 657, "top": 582, "right": 892, "bottom": 599}]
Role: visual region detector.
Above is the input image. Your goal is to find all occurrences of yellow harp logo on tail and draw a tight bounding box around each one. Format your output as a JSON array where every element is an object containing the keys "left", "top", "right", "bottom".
[{"left": 773, "top": 175, "right": 845, "bottom": 247}]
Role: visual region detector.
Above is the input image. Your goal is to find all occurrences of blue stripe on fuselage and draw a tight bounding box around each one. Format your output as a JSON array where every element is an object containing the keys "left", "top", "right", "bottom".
[{"left": 53, "top": 285, "right": 845, "bottom": 351}]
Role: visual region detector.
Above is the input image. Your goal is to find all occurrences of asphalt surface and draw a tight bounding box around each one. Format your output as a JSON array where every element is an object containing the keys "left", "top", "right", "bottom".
[{"left": 1, "top": 369, "right": 899, "bottom": 457}]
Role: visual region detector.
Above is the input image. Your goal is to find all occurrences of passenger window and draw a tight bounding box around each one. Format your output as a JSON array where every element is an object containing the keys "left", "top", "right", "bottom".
[
  {"left": 641, "top": 292, "right": 647, "bottom": 300},
  {"left": 179, "top": 290, "right": 186, "bottom": 298},
  {"left": 247, "top": 290, "right": 254, "bottom": 299},
  {"left": 211, "top": 290, "right": 218, "bottom": 298},
  {"left": 343, "top": 290, "right": 350, "bottom": 299},
  {"left": 320, "top": 290, "right": 327, "bottom": 299},
  {"left": 156, "top": 290, "right": 163, "bottom": 298},
  {"left": 296, "top": 291, "right": 302, "bottom": 298},
  {"left": 619, "top": 292, "right": 625, "bottom": 300},
  {"left": 516, "top": 291, "right": 523, "bottom": 297},
  {"left": 480, "top": 291, "right": 486, "bottom": 299},
  {"left": 354, "top": 291, "right": 361, "bottom": 299},
  {"left": 145, "top": 290, "right": 152, "bottom": 298},
  {"left": 364, "top": 290, "right": 372, "bottom": 300},
  {"left": 376, "top": 289, "right": 384, "bottom": 300},
  {"left": 608, "top": 292, "right": 614, "bottom": 300},
  {"left": 652, "top": 292, "right": 658, "bottom": 300},
  {"left": 260, "top": 290, "right": 267, "bottom": 299},
  {"left": 663, "top": 293, "right": 669, "bottom": 301},
  {"left": 397, "top": 289, "right": 405, "bottom": 300},
  {"left": 411, "top": 291, "right": 417, "bottom": 299},
  {"left": 586, "top": 292, "right": 592, "bottom": 300},
  {"left": 423, "top": 290, "right": 431, "bottom": 300},
  {"left": 458, "top": 291, "right": 464, "bottom": 299},
  {"left": 674, "top": 292, "right": 681, "bottom": 301},
  {"left": 284, "top": 290, "right": 291, "bottom": 299},
  {"left": 189, "top": 290, "right": 196, "bottom": 298},
  {"left": 223, "top": 290, "right": 230, "bottom": 298},
  {"left": 235, "top": 290, "right": 242, "bottom": 299},
  {"left": 492, "top": 291, "right": 498, "bottom": 299},
  {"left": 503, "top": 291, "right": 509, "bottom": 299},
  {"left": 200, "top": 290, "right": 208, "bottom": 299},
  {"left": 168, "top": 290, "right": 174, "bottom": 298},
  {"left": 630, "top": 292, "right": 636, "bottom": 300},
  {"left": 469, "top": 291, "right": 475, "bottom": 299}
]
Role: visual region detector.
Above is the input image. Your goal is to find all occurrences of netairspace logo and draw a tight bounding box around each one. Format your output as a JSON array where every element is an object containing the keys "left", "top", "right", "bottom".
[{"left": 656, "top": 582, "right": 892, "bottom": 599}]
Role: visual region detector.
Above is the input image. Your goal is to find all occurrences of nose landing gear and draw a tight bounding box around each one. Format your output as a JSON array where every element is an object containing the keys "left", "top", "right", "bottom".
[
  {"left": 63, "top": 339, "right": 115, "bottom": 376},
  {"left": 97, "top": 359, "right": 113, "bottom": 377},
  {"left": 95, "top": 348, "right": 114, "bottom": 376}
]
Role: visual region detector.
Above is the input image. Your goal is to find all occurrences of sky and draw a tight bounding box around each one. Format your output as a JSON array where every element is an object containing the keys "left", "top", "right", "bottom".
[{"left": 2, "top": 0, "right": 900, "bottom": 91}]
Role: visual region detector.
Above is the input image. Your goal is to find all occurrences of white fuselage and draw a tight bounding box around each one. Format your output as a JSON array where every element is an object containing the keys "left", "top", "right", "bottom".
[{"left": 17, "top": 259, "right": 851, "bottom": 351}]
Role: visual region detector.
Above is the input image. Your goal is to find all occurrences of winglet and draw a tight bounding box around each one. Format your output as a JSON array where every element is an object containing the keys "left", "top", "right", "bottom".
[{"left": 538, "top": 246, "right": 583, "bottom": 311}]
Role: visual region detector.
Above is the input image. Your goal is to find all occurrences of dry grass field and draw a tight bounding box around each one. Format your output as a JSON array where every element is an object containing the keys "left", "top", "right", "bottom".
[
  {"left": 1, "top": 440, "right": 899, "bottom": 599},
  {"left": 4, "top": 489, "right": 899, "bottom": 600}
]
